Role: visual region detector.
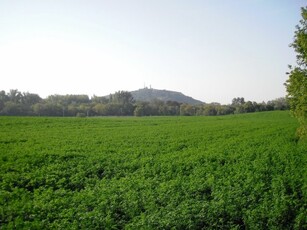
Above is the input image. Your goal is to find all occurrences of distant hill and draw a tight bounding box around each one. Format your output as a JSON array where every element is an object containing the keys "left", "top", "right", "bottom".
[{"left": 130, "top": 88, "right": 203, "bottom": 105}]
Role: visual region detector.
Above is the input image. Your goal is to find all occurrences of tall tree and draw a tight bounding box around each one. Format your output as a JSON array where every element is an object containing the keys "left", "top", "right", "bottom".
[
  {"left": 22, "top": 92, "right": 42, "bottom": 105},
  {"left": 8, "top": 89, "right": 22, "bottom": 103},
  {"left": 232, "top": 97, "right": 245, "bottom": 106},
  {"left": 285, "top": 7, "right": 307, "bottom": 138},
  {"left": 0, "top": 90, "right": 8, "bottom": 111},
  {"left": 110, "top": 91, "right": 135, "bottom": 115}
]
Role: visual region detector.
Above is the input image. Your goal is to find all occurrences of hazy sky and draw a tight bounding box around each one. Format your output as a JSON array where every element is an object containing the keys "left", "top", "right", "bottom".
[{"left": 0, "top": 1, "right": 305, "bottom": 104}]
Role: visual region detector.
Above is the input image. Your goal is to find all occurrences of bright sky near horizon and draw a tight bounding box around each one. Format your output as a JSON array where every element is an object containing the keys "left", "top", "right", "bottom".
[{"left": 0, "top": 1, "right": 306, "bottom": 104}]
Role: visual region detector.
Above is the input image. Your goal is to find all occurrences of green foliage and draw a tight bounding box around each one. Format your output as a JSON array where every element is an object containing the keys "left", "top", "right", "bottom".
[
  {"left": 0, "top": 112, "right": 306, "bottom": 229},
  {"left": 108, "top": 91, "right": 135, "bottom": 116},
  {"left": 286, "top": 6, "right": 307, "bottom": 138},
  {"left": 286, "top": 67, "right": 307, "bottom": 136},
  {"left": 0, "top": 89, "right": 289, "bottom": 117}
]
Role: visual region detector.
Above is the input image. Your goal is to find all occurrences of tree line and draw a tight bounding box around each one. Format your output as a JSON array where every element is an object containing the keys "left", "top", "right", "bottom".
[{"left": 0, "top": 89, "right": 289, "bottom": 117}]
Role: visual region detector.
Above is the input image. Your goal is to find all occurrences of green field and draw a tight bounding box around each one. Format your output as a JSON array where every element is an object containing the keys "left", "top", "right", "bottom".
[{"left": 0, "top": 111, "right": 306, "bottom": 229}]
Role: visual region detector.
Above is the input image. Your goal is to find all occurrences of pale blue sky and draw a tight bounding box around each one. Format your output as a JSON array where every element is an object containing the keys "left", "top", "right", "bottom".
[{"left": 0, "top": 0, "right": 305, "bottom": 104}]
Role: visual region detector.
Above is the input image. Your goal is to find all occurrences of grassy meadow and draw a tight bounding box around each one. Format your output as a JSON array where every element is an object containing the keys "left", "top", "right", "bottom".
[{"left": 0, "top": 111, "right": 306, "bottom": 229}]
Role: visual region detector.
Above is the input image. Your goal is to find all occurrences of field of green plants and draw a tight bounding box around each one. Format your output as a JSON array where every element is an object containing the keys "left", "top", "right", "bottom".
[{"left": 0, "top": 111, "right": 306, "bottom": 229}]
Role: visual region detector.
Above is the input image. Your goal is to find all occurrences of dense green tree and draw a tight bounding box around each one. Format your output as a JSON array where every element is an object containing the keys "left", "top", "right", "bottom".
[
  {"left": 267, "top": 98, "right": 289, "bottom": 111},
  {"left": 216, "top": 105, "right": 235, "bottom": 115},
  {"left": 166, "top": 101, "right": 180, "bottom": 115},
  {"left": 232, "top": 97, "right": 245, "bottom": 106},
  {"left": 8, "top": 89, "right": 22, "bottom": 103},
  {"left": 134, "top": 101, "right": 154, "bottom": 116},
  {"left": 243, "top": 101, "right": 255, "bottom": 113},
  {"left": 0, "top": 90, "right": 8, "bottom": 111},
  {"left": 111, "top": 91, "right": 134, "bottom": 104},
  {"left": 1, "top": 101, "right": 23, "bottom": 115},
  {"left": 180, "top": 104, "right": 195, "bottom": 116},
  {"left": 91, "top": 95, "right": 109, "bottom": 104},
  {"left": 134, "top": 103, "right": 145, "bottom": 116},
  {"left": 149, "top": 99, "right": 165, "bottom": 116},
  {"left": 110, "top": 91, "right": 135, "bottom": 115},
  {"left": 285, "top": 7, "right": 307, "bottom": 138},
  {"left": 203, "top": 104, "right": 218, "bottom": 116},
  {"left": 33, "top": 102, "right": 61, "bottom": 116},
  {"left": 32, "top": 103, "right": 43, "bottom": 116},
  {"left": 92, "top": 103, "right": 106, "bottom": 116},
  {"left": 232, "top": 97, "right": 245, "bottom": 114},
  {"left": 21, "top": 92, "right": 42, "bottom": 105},
  {"left": 78, "top": 104, "right": 91, "bottom": 117}
]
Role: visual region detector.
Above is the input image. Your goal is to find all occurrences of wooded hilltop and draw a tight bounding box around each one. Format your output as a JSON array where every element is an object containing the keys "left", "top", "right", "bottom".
[{"left": 0, "top": 89, "right": 289, "bottom": 117}]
